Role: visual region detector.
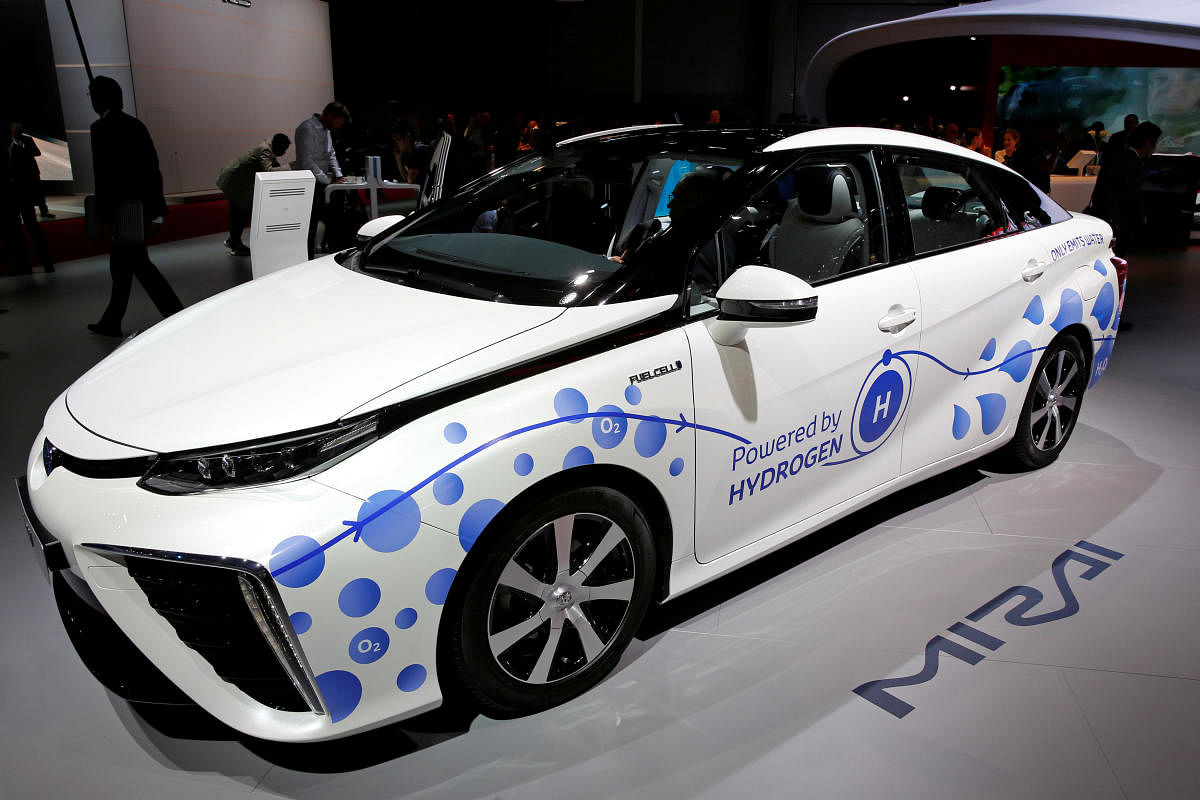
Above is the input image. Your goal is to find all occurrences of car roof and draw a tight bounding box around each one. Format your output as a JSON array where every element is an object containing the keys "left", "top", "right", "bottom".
[
  {"left": 557, "top": 125, "right": 1006, "bottom": 169},
  {"left": 767, "top": 126, "right": 1003, "bottom": 168},
  {"left": 553, "top": 125, "right": 805, "bottom": 157}
]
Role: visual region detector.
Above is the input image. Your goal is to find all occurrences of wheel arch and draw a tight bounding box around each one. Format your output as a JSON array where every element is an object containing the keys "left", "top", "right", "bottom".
[
  {"left": 1053, "top": 323, "right": 1095, "bottom": 376},
  {"left": 433, "top": 463, "right": 675, "bottom": 705}
]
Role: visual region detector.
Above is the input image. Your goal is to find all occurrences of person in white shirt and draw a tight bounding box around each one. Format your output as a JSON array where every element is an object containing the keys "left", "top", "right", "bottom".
[
  {"left": 295, "top": 101, "right": 350, "bottom": 257},
  {"left": 994, "top": 128, "right": 1020, "bottom": 164}
]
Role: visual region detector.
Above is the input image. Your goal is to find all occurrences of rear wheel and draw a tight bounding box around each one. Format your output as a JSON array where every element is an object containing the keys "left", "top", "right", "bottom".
[
  {"left": 445, "top": 486, "right": 656, "bottom": 717},
  {"left": 1001, "top": 336, "right": 1088, "bottom": 469}
]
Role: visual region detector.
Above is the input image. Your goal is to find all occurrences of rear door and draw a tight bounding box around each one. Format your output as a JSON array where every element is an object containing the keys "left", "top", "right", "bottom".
[{"left": 883, "top": 150, "right": 1081, "bottom": 473}]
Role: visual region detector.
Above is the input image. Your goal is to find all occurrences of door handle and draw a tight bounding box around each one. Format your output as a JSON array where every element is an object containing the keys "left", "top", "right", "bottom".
[
  {"left": 1021, "top": 259, "right": 1049, "bottom": 283},
  {"left": 878, "top": 307, "right": 917, "bottom": 333}
]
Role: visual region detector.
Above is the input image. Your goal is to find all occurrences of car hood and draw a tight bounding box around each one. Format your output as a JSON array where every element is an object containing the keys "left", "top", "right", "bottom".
[{"left": 65, "top": 258, "right": 564, "bottom": 452}]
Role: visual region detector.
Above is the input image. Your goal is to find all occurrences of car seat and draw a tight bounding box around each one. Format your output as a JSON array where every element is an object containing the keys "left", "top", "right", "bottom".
[{"left": 767, "top": 166, "right": 865, "bottom": 282}]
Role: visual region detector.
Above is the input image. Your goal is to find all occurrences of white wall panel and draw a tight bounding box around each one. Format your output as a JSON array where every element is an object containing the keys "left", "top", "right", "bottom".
[{"left": 121, "top": 0, "right": 333, "bottom": 194}]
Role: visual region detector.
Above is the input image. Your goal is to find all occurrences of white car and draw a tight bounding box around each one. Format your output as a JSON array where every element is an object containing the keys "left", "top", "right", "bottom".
[{"left": 18, "top": 126, "right": 1123, "bottom": 742}]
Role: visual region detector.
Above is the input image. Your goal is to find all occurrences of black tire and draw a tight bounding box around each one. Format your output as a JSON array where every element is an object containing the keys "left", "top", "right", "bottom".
[
  {"left": 443, "top": 486, "right": 657, "bottom": 718},
  {"left": 1000, "top": 335, "right": 1088, "bottom": 470}
]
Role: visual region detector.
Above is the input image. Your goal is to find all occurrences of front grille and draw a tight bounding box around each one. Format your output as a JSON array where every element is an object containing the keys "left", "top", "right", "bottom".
[{"left": 124, "top": 556, "right": 310, "bottom": 712}]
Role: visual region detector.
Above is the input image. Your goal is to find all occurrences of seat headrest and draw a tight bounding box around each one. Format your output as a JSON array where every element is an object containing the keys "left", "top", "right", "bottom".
[
  {"left": 793, "top": 167, "right": 857, "bottom": 223},
  {"left": 921, "top": 186, "right": 965, "bottom": 221}
]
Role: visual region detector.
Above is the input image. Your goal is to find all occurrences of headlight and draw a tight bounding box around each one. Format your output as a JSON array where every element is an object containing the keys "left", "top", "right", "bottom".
[{"left": 138, "top": 414, "right": 381, "bottom": 494}]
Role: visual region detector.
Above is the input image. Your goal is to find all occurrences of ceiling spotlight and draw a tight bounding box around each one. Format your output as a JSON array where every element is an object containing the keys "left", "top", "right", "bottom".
[
  {"left": 902, "top": 95, "right": 910, "bottom": 102},
  {"left": 949, "top": 85, "right": 958, "bottom": 91},
  {"left": 970, "top": 36, "right": 977, "bottom": 41}
]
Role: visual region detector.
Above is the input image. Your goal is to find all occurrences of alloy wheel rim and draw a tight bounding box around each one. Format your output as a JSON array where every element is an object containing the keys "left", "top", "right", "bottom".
[
  {"left": 486, "top": 512, "right": 636, "bottom": 685},
  {"left": 1030, "top": 348, "right": 1081, "bottom": 452}
]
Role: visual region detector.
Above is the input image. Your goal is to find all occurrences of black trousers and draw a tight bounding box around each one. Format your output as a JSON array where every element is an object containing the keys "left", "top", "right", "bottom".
[
  {"left": 97, "top": 239, "right": 183, "bottom": 328},
  {"left": 1, "top": 201, "right": 31, "bottom": 272},
  {"left": 307, "top": 186, "right": 327, "bottom": 259},
  {"left": 16, "top": 198, "right": 53, "bottom": 268},
  {"left": 228, "top": 201, "right": 251, "bottom": 247}
]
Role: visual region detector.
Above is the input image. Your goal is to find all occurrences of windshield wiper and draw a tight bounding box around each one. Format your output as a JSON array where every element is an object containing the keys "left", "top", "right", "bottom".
[{"left": 359, "top": 263, "right": 507, "bottom": 302}]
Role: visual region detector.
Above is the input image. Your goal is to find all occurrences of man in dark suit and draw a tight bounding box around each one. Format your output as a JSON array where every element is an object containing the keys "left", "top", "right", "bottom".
[
  {"left": 87, "top": 76, "right": 183, "bottom": 337},
  {"left": 1086, "top": 121, "right": 1162, "bottom": 256},
  {"left": 7, "top": 122, "right": 54, "bottom": 272},
  {"left": 0, "top": 122, "right": 32, "bottom": 274}
]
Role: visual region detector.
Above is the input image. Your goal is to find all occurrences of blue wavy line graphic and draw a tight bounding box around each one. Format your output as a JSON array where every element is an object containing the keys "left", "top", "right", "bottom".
[{"left": 271, "top": 410, "right": 747, "bottom": 578}]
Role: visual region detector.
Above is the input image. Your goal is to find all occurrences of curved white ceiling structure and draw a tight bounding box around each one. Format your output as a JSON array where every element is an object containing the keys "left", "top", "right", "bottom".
[{"left": 803, "top": 0, "right": 1200, "bottom": 117}]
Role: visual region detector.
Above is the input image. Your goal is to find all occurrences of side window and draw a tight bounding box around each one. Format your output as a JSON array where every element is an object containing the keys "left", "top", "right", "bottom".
[
  {"left": 982, "top": 165, "right": 1072, "bottom": 230},
  {"left": 716, "top": 151, "right": 885, "bottom": 286},
  {"left": 895, "top": 154, "right": 1008, "bottom": 255}
]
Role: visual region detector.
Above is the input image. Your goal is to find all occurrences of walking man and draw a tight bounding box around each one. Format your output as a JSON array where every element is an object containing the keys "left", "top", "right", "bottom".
[{"left": 86, "top": 76, "right": 183, "bottom": 337}]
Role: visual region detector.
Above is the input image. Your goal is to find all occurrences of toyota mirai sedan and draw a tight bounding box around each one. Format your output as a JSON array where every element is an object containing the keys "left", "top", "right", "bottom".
[{"left": 18, "top": 125, "right": 1123, "bottom": 742}]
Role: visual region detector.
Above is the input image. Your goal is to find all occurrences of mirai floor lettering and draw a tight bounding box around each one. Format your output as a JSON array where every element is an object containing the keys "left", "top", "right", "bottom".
[{"left": 852, "top": 540, "right": 1124, "bottom": 718}]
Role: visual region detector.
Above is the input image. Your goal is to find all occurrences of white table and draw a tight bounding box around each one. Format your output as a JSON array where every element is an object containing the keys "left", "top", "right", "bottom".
[{"left": 1049, "top": 175, "right": 1097, "bottom": 212}]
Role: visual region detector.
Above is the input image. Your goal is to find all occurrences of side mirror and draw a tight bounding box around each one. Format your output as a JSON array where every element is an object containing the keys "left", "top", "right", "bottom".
[
  {"left": 356, "top": 214, "right": 406, "bottom": 244},
  {"left": 709, "top": 265, "right": 818, "bottom": 346}
]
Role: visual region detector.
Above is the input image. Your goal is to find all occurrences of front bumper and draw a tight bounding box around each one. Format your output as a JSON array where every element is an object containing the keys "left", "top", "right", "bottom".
[{"left": 20, "top": 426, "right": 463, "bottom": 742}]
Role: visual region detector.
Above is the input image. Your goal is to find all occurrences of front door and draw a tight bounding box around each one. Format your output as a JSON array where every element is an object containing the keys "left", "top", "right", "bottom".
[{"left": 686, "top": 150, "right": 923, "bottom": 563}]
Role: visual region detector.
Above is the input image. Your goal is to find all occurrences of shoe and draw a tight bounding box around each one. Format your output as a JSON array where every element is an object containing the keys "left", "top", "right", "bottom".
[
  {"left": 224, "top": 239, "right": 251, "bottom": 257},
  {"left": 43, "top": 264, "right": 55, "bottom": 273},
  {"left": 87, "top": 322, "right": 123, "bottom": 338},
  {"left": 40, "top": 211, "right": 56, "bottom": 219}
]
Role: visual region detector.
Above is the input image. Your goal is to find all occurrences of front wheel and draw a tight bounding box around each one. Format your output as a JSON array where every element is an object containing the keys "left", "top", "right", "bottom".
[
  {"left": 1001, "top": 336, "right": 1088, "bottom": 469},
  {"left": 444, "top": 486, "right": 657, "bottom": 717}
]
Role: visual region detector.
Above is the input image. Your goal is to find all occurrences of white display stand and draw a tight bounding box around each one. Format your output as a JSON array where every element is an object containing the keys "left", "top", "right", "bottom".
[
  {"left": 1050, "top": 175, "right": 1097, "bottom": 213},
  {"left": 249, "top": 170, "right": 316, "bottom": 279}
]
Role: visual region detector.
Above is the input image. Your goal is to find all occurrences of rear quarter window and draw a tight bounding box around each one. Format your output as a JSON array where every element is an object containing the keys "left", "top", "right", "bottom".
[{"left": 982, "top": 165, "right": 1072, "bottom": 230}]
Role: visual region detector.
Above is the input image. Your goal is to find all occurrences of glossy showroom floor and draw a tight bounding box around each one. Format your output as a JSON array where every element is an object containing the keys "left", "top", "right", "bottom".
[{"left": 2, "top": 234, "right": 1199, "bottom": 799}]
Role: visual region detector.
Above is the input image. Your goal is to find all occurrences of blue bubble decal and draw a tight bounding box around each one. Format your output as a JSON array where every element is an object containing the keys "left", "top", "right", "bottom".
[
  {"left": 858, "top": 370, "right": 904, "bottom": 444},
  {"left": 977, "top": 393, "right": 1006, "bottom": 436},
  {"left": 425, "top": 568, "right": 457, "bottom": 605},
  {"left": 1050, "top": 289, "right": 1083, "bottom": 332},
  {"left": 443, "top": 422, "right": 467, "bottom": 443},
  {"left": 554, "top": 388, "right": 588, "bottom": 423},
  {"left": 669, "top": 457, "right": 685, "bottom": 476},
  {"left": 357, "top": 490, "right": 421, "bottom": 553},
  {"left": 394, "top": 607, "right": 418, "bottom": 629},
  {"left": 513, "top": 453, "right": 534, "bottom": 476},
  {"left": 1092, "top": 282, "right": 1115, "bottom": 330},
  {"left": 999, "top": 340, "right": 1034, "bottom": 383},
  {"left": 634, "top": 418, "right": 668, "bottom": 458},
  {"left": 591, "top": 404, "right": 628, "bottom": 449},
  {"left": 290, "top": 611, "right": 312, "bottom": 635},
  {"left": 563, "top": 445, "right": 595, "bottom": 469},
  {"left": 396, "top": 664, "right": 428, "bottom": 692},
  {"left": 349, "top": 627, "right": 389, "bottom": 665},
  {"left": 1023, "top": 296, "right": 1045, "bottom": 325},
  {"left": 432, "top": 472, "right": 464, "bottom": 505},
  {"left": 1093, "top": 259, "right": 1108, "bottom": 276},
  {"left": 1090, "top": 337, "right": 1115, "bottom": 388},
  {"left": 980, "top": 338, "right": 997, "bottom": 361},
  {"left": 624, "top": 384, "right": 642, "bottom": 405},
  {"left": 458, "top": 499, "right": 504, "bottom": 551},
  {"left": 952, "top": 404, "right": 971, "bottom": 440},
  {"left": 270, "top": 536, "right": 325, "bottom": 588},
  {"left": 315, "top": 670, "right": 362, "bottom": 723},
  {"left": 339, "top": 578, "right": 381, "bottom": 618}
]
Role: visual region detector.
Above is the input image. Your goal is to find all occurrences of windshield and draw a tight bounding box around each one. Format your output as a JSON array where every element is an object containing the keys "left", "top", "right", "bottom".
[{"left": 358, "top": 143, "right": 745, "bottom": 306}]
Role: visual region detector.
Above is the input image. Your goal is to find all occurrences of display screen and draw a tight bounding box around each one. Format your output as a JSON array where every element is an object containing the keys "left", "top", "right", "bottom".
[{"left": 997, "top": 66, "right": 1200, "bottom": 154}]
